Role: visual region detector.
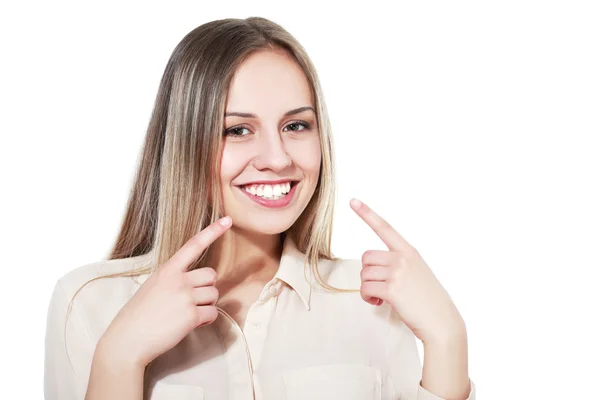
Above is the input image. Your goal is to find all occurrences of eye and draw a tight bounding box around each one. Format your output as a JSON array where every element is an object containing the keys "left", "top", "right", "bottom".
[
  {"left": 283, "top": 121, "right": 310, "bottom": 133},
  {"left": 223, "top": 120, "right": 311, "bottom": 138},
  {"left": 223, "top": 126, "right": 251, "bottom": 137}
]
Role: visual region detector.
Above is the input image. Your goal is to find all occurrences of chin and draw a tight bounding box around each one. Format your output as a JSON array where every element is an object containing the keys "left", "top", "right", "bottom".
[{"left": 234, "top": 217, "right": 296, "bottom": 236}]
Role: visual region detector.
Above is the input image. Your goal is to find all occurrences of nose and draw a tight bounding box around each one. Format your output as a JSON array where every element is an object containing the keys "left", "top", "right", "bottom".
[{"left": 252, "top": 128, "right": 292, "bottom": 172}]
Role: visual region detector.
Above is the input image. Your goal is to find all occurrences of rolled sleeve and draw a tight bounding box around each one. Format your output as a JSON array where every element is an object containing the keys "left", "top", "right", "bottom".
[{"left": 418, "top": 379, "right": 476, "bottom": 400}]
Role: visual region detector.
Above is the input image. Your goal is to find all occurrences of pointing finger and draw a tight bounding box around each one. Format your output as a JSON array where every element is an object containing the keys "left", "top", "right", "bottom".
[
  {"left": 350, "top": 198, "right": 411, "bottom": 252},
  {"left": 165, "top": 216, "right": 232, "bottom": 272}
]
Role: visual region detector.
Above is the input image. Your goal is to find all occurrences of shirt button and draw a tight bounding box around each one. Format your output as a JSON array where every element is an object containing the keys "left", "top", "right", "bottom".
[
  {"left": 252, "top": 322, "right": 261, "bottom": 329},
  {"left": 269, "top": 286, "right": 278, "bottom": 295}
]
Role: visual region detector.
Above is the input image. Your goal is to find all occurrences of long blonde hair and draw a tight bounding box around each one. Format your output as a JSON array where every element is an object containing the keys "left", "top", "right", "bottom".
[
  {"left": 65, "top": 17, "right": 357, "bottom": 392},
  {"left": 85, "top": 15, "right": 343, "bottom": 284},
  {"left": 65, "top": 16, "right": 356, "bottom": 376}
]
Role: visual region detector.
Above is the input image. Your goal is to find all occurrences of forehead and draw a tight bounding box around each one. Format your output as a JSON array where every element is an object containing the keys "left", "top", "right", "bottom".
[{"left": 225, "top": 50, "right": 313, "bottom": 117}]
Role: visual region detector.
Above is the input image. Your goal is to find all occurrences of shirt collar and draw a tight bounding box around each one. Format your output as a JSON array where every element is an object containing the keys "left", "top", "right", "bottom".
[{"left": 274, "top": 233, "right": 313, "bottom": 310}]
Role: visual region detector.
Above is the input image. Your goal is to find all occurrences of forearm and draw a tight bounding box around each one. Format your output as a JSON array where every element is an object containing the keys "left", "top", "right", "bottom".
[
  {"left": 85, "top": 339, "right": 145, "bottom": 400},
  {"left": 421, "top": 331, "right": 471, "bottom": 400}
]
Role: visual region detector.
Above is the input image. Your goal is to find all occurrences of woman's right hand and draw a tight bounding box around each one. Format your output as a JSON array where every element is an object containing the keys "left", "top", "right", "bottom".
[{"left": 95, "top": 216, "right": 232, "bottom": 369}]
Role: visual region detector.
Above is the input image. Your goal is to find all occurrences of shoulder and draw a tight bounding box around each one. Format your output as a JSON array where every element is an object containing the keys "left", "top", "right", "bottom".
[
  {"left": 315, "top": 256, "right": 363, "bottom": 290},
  {"left": 49, "top": 253, "right": 152, "bottom": 340},
  {"left": 56, "top": 253, "right": 151, "bottom": 297},
  {"left": 315, "top": 256, "right": 416, "bottom": 339},
  {"left": 312, "top": 256, "right": 395, "bottom": 330}
]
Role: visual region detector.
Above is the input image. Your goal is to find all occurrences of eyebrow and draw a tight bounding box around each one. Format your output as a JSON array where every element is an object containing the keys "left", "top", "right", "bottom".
[{"left": 224, "top": 106, "right": 315, "bottom": 119}]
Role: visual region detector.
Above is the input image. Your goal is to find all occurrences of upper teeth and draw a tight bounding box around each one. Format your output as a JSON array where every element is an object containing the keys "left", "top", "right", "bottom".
[{"left": 244, "top": 182, "right": 292, "bottom": 198}]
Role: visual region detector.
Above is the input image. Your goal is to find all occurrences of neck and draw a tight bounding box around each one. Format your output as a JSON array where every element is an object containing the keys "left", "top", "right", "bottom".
[{"left": 209, "top": 226, "right": 284, "bottom": 292}]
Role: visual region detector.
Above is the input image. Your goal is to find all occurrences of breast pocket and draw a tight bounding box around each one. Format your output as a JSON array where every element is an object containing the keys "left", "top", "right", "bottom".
[
  {"left": 282, "top": 363, "right": 382, "bottom": 400},
  {"left": 148, "top": 381, "right": 205, "bottom": 400}
]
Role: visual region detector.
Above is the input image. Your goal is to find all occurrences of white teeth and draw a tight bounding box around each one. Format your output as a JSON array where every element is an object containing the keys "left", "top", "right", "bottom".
[
  {"left": 264, "top": 185, "right": 273, "bottom": 197},
  {"left": 242, "top": 182, "right": 294, "bottom": 199}
]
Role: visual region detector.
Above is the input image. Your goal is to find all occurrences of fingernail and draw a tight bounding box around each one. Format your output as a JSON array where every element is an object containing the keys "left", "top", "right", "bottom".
[
  {"left": 219, "top": 216, "right": 231, "bottom": 226},
  {"left": 350, "top": 198, "right": 361, "bottom": 208}
]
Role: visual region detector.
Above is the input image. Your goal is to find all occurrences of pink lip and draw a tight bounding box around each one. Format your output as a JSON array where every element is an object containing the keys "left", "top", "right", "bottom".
[
  {"left": 241, "top": 179, "right": 297, "bottom": 186},
  {"left": 237, "top": 182, "right": 298, "bottom": 208}
]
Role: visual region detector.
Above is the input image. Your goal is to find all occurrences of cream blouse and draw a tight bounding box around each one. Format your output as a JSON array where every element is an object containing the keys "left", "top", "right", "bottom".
[{"left": 44, "top": 234, "right": 476, "bottom": 399}]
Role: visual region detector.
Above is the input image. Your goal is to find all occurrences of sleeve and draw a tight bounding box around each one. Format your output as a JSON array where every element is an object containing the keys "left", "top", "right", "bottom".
[
  {"left": 44, "top": 279, "right": 96, "bottom": 400},
  {"left": 385, "top": 310, "right": 476, "bottom": 400}
]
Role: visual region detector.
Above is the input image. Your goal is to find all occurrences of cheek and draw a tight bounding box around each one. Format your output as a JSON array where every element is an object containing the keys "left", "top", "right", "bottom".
[
  {"left": 290, "top": 137, "right": 322, "bottom": 175},
  {"left": 220, "top": 144, "right": 249, "bottom": 184}
]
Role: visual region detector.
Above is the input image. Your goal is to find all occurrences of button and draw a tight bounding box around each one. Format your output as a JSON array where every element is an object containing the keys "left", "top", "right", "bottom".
[
  {"left": 252, "top": 322, "right": 261, "bottom": 329},
  {"left": 269, "top": 286, "right": 278, "bottom": 295}
]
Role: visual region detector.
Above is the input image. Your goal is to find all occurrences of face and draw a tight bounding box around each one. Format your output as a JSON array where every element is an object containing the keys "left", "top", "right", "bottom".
[{"left": 220, "top": 49, "right": 321, "bottom": 235}]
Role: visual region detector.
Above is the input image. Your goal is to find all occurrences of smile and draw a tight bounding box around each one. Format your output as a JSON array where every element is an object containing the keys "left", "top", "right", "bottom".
[{"left": 236, "top": 181, "right": 299, "bottom": 208}]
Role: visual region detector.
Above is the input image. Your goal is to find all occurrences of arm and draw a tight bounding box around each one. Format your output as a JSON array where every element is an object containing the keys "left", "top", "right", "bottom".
[
  {"left": 386, "top": 310, "right": 476, "bottom": 400},
  {"left": 44, "top": 279, "right": 145, "bottom": 400},
  {"left": 85, "top": 339, "right": 145, "bottom": 400},
  {"left": 349, "top": 199, "right": 475, "bottom": 399},
  {"left": 421, "top": 328, "right": 473, "bottom": 400}
]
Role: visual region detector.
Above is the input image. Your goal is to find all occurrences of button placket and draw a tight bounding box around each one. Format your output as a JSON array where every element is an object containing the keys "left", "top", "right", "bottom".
[
  {"left": 214, "top": 310, "right": 255, "bottom": 399},
  {"left": 243, "top": 296, "right": 276, "bottom": 370}
]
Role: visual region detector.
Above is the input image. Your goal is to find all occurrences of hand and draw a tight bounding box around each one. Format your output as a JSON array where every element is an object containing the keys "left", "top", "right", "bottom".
[
  {"left": 350, "top": 198, "right": 466, "bottom": 345},
  {"left": 97, "top": 216, "right": 232, "bottom": 368}
]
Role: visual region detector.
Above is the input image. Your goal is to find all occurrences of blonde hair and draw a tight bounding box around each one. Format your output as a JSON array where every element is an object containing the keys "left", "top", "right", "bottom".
[{"left": 64, "top": 16, "right": 357, "bottom": 384}]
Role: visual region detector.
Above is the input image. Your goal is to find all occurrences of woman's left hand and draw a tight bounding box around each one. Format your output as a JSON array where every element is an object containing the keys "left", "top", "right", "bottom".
[{"left": 350, "top": 198, "right": 466, "bottom": 345}]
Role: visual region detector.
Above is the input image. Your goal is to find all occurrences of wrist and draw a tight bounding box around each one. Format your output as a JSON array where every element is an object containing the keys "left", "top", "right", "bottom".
[
  {"left": 95, "top": 333, "right": 148, "bottom": 371},
  {"left": 421, "top": 331, "right": 470, "bottom": 399},
  {"left": 423, "top": 319, "right": 467, "bottom": 348},
  {"left": 87, "top": 336, "right": 146, "bottom": 399}
]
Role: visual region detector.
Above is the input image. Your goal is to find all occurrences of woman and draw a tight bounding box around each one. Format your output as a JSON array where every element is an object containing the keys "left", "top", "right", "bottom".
[{"left": 44, "top": 17, "right": 476, "bottom": 400}]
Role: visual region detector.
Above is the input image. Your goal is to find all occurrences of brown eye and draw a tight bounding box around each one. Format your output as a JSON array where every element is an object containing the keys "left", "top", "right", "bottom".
[
  {"left": 284, "top": 121, "right": 310, "bottom": 133},
  {"left": 223, "top": 126, "right": 251, "bottom": 137}
]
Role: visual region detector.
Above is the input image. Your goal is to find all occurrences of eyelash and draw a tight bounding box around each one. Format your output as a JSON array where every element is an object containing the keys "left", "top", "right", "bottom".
[{"left": 223, "top": 121, "right": 311, "bottom": 137}]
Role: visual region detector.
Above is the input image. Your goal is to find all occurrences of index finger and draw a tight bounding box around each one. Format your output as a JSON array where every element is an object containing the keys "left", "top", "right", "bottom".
[
  {"left": 164, "top": 216, "right": 232, "bottom": 272},
  {"left": 350, "top": 198, "right": 410, "bottom": 252}
]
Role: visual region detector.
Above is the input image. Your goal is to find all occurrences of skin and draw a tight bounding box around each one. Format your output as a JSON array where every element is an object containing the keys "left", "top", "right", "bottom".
[
  {"left": 351, "top": 198, "right": 472, "bottom": 399},
  {"left": 86, "top": 217, "right": 232, "bottom": 400},
  {"left": 85, "top": 49, "right": 471, "bottom": 399},
  {"left": 207, "top": 48, "right": 322, "bottom": 327},
  {"left": 85, "top": 49, "right": 322, "bottom": 399}
]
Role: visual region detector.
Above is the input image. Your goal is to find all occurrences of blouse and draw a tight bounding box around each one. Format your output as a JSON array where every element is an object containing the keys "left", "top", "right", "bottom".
[{"left": 44, "top": 233, "right": 476, "bottom": 399}]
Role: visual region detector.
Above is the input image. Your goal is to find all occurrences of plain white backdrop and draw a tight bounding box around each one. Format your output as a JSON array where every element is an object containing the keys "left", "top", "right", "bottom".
[{"left": 1, "top": 1, "right": 598, "bottom": 398}]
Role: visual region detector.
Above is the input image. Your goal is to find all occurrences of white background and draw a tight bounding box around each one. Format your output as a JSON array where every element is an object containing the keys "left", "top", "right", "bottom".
[{"left": 1, "top": 1, "right": 599, "bottom": 398}]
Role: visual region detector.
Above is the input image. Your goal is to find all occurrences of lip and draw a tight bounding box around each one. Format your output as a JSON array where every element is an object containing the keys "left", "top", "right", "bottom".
[
  {"left": 236, "top": 181, "right": 299, "bottom": 209},
  {"left": 239, "top": 179, "right": 298, "bottom": 186}
]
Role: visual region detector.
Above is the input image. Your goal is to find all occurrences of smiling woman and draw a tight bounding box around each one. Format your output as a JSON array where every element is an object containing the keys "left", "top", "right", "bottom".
[
  {"left": 44, "top": 16, "right": 475, "bottom": 400},
  {"left": 220, "top": 50, "right": 322, "bottom": 236}
]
